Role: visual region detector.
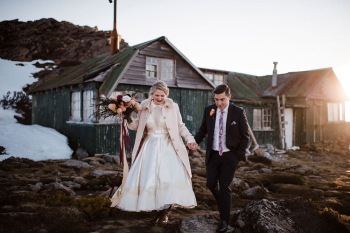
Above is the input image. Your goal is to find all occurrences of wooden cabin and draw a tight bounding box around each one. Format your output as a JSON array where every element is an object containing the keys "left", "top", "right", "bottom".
[
  {"left": 215, "top": 65, "right": 350, "bottom": 149},
  {"left": 259, "top": 66, "right": 349, "bottom": 149},
  {"left": 29, "top": 36, "right": 215, "bottom": 155}
]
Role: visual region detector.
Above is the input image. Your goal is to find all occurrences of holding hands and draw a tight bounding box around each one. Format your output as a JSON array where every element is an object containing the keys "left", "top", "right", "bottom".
[{"left": 187, "top": 142, "right": 198, "bottom": 151}]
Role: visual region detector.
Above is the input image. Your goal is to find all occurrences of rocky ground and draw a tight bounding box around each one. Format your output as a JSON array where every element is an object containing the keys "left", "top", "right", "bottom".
[{"left": 1, "top": 141, "right": 350, "bottom": 233}]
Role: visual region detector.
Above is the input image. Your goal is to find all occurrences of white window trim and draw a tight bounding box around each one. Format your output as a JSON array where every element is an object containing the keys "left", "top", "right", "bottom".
[
  {"left": 83, "top": 90, "right": 95, "bottom": 123},
  {"left": 146, "top": 57, "right": 158, "bottom": 79},
  {"left": 204, "top": 72, "right": 224, "bottom": 86},
  {"left": 146, "top": 56, "right": 174, "bottom": 81},
  {"left": 70, "top": 91, "right": 81, "bottom": 122},
  {"left": 253, "top": 108, "right": 272, "bottom": 130},
  {"left": 69, "top": 90, "right": 96, "bottom": 123}
]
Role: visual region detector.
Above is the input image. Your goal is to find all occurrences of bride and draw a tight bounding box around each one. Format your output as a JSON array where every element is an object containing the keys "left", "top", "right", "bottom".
[{"left": 110, "top": 80, "right": 198, "bottom": 224}]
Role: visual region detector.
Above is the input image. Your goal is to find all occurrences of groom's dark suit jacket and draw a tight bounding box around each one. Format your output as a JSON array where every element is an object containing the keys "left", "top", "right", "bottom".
[{"left": 194, "top": 103, "right": 250, "bottom": 164}]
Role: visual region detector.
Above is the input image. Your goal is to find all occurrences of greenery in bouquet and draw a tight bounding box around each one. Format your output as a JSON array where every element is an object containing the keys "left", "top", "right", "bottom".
[{"left": 97, "top": 93, "right": 140, "bottom": 124}]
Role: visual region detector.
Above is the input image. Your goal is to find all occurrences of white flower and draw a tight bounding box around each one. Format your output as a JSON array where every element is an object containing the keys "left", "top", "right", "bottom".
[{"left": 122, "top": 95, "right": 131, "bottom": 102}]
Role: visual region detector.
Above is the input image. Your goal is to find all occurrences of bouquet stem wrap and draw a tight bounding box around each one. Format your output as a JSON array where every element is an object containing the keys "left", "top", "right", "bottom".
[{"left": 110, "top": 117, "right": 130, "bottom": 207}]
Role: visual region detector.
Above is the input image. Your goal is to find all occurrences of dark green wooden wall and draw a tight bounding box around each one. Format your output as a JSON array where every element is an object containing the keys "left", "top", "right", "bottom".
[
  {"left": 116, "top": 84, "right": 213, "bottom": 151},
  {"left": 236, "top": 102, "right": 282, "bottom": 148},
  {"left": 32, "top": 83, "right": 213, "bottom": 156},
  {"left": 33, "top": 84, "right": 348, "bottom": 155}
]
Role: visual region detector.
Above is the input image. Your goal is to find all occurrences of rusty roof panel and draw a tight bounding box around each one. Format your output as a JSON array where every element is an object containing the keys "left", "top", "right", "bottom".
[{"left": 262, "top": 67, "right": 347, "bottom": 100}]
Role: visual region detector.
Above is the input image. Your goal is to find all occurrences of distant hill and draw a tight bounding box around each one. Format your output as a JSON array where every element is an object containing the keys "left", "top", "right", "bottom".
[{"left": 0, "top": 18, "right": 128, "bottom": 79}]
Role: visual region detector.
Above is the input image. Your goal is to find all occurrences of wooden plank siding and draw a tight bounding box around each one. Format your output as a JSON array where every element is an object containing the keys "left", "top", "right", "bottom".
[
  {"left": 178, "top": 88, "right": 213, "bottom": 136},
  {"left": 118, "top": 40, "right": 212, "bottom": 90},
  {"left": 32, "top": 89, "right": 70, "bottom": 131},
  {"left": 238, "top": 103, "right": 281, "bottom": 147}
]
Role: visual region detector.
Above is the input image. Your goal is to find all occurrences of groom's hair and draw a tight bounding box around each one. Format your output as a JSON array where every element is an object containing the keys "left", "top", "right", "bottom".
[{"left": 213, "top": 84, "right": 231, "bottom": 97}]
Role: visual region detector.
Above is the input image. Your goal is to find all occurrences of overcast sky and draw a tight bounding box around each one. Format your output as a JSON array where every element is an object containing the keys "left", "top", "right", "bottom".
[{"left": 1, "top": 0, "right": 350, "bottom": 83}]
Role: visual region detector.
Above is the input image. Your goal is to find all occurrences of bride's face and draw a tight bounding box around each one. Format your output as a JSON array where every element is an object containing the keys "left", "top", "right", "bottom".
[{"left": 152, "top": 89, "right": 166, "bottom": 105}]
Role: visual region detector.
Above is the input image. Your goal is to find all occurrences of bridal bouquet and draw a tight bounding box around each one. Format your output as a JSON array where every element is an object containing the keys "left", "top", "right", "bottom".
[{"left": 98, "top": 93, "right": 140, "bottom": 124}]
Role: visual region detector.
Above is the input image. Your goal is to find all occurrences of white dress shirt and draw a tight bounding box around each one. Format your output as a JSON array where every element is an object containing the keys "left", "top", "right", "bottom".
[{"left": 212, "top": 105, "right": 229, "bottom": 153}]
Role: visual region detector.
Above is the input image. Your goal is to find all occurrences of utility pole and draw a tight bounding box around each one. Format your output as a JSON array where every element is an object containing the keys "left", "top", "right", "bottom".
[{"left": 109, "top": 0, "right": 119, "bottom": 54}]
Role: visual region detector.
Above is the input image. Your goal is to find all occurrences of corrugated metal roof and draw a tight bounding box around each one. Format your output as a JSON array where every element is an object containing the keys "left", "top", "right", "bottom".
[
  {"left": 97, "top": 46, "right": 138, "bottom": 96},
  {"left": 262, "top": 67, "right": 347, "bottom": 101},
  {"left": 30, "top": 36, "right": 215, "bottom": 96},
  {"left": 29, "top": 55, "right": 109, "bottom": 92},
  {"left": 29, "top": 37, "right": 163, "bottom": 94},
  {"left": 226, "top": 72, "right": 261, "bottom": 102},
  {"left": 223, "top": 67, "right": 347, "bottom": 103}
]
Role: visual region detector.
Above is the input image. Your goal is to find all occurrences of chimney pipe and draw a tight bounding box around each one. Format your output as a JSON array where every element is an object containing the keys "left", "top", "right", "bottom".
[
  {"left": 272, "top": 61, "right": 278, "bottom": 88},
  {"left": 110, "top": 0, "right": 119, "bottom": 54}
]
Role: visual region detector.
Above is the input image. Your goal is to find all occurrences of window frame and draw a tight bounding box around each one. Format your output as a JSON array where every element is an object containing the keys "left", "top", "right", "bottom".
[
  {"left": 204, "top": 72, "right": 224, "bottom": 86},
  {"left": 83, "top": 90, "right": 95, "bottom": 123},
  {"left": 70, "top": 91, "right": 82, "bottom": 122},
  {"left": 69, "top": 90, "right": 96, "bottom": 123},
  {"left": 327, "top": 102, "right": 343, "bottom": 122},
  {"left": 253, "top": 108, "right": 273, "bottom": 130},
  {"left": 146, "top": 57, "right": 158, "bottom": 78},
  {"left": 146, "top": 56, "right": 174, "bottom": 82}
]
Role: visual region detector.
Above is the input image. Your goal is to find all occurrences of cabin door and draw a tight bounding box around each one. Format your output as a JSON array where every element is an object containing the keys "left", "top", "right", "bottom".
[
  {"left": 313, "top": 103, "right": 322, "bottom": 142},
  {"left": 285, "top": 108, "right": 293, "bottom": 149}
]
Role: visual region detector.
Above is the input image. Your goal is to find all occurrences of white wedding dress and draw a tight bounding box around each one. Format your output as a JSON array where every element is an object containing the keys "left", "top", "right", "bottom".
[{"left": 113, "top": 103, "right": 197, "bottom": 212}]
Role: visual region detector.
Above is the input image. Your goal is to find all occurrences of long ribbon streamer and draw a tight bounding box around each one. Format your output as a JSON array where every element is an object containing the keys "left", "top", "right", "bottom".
[{"left": 110, "top": 117, "right": 130, "bottom": 205}]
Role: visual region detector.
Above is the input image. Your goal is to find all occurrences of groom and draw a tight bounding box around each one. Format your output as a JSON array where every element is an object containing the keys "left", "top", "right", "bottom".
[{"left": 194, "top": 84, "right": 250, "bottom": 233}]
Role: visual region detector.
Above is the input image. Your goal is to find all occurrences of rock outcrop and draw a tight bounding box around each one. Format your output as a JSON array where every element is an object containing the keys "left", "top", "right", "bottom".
[{"left": 0, "top": 18, "right": 128, "bottom": 79}]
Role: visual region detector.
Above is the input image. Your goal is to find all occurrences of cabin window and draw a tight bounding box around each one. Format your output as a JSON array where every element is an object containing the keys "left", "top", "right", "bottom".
[
  {"left": 204, "top": 72, "right": 224, "bottom": 86},
  {"left": 327, "top": 102, "right": 343, "bottom": 122},
  {"left": 70, "top": 90, "right": 96, "bottom": 123},
  {"left": 83, "top": 90, "right": 94, "bottom": 122},
  {"left": 206, "top": 73, "right": 214, "bottom": 82},
  {"left": 160, "top": 59, "right": 174, "bottom": 81},
  {"left": 146, "top": 57, "right": 157, "bottom": 78},
  {"left": 70, "top": 91, "right": 81, "bottom": 121},
  {"left": 146, "top": 57, "right": 174, "bottom": 81},
  {"left": 253, "top": 108, "right": 272, "bottom": 130},
  {"left": 213, "top": 74, "right": 224, "bottom": 85}
]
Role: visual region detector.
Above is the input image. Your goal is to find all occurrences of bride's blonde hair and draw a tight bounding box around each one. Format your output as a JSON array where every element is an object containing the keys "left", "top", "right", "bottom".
[{"left": 149, "top": 80, "right": 169, "bottom": 97}]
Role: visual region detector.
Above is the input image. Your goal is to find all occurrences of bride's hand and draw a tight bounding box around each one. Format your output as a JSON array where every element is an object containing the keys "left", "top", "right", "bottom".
[{"left": 187, "top": 142, "right": 198, "bottom": 151}]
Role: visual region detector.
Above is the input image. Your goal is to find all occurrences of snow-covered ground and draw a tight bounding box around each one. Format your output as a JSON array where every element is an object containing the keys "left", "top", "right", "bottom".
[{"left": 0, "top": 58, "right": 72, "bottom": 161}]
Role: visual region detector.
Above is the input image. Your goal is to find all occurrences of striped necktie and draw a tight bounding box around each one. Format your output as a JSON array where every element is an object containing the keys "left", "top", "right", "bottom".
[{"left": 218, "top": 110, "right": 224, "bottom": 156}]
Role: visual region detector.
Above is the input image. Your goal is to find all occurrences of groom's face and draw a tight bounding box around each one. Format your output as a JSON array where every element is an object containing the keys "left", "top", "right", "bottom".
[{"left": 214, "top": 92, "right": 230, "bottom": 110}]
